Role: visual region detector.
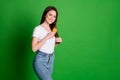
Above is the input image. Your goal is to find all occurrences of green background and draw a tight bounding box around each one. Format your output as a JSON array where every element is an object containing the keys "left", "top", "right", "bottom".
[{"left": 0, "top": 0, "right": 120, "bottom": 80}]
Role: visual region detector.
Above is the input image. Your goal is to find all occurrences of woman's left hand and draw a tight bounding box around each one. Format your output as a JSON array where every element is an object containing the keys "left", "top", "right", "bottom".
[{"left": 55, "top": 37, "right": 62, "bottom": 43}]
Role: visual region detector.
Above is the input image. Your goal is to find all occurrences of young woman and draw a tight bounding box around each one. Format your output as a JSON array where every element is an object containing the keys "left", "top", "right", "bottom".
[{"left": 32, "top": 6, "right": 62, "bottom": 80}]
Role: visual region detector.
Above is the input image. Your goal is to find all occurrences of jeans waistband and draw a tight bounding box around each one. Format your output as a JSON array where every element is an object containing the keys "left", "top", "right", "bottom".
[{"left": 37, "top": 50, "right": 53, "bottom": 55}]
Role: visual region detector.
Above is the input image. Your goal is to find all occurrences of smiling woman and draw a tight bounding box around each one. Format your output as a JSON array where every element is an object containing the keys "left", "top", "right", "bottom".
[
  {"left": 0, "top": 0, "right": 120, "bottom": 80},
  {"left": 32, "top": 6, "right": 62, "bottom": 80}
]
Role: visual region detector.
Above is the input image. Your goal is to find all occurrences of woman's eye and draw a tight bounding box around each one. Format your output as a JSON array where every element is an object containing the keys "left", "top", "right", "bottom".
[
  {"left": 49, "top": 14, "right": 52, "bottom": 16},
  {"left": 54, "top": 16, "right": 56, "bottom": 18}
]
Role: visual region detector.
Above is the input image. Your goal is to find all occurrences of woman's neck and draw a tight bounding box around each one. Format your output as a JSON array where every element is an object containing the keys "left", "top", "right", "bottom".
[
  {"left": 41, "top": 21, "right": 49, "bottom": 28},
  {"left": 41, "top": 21, "right": 51, "bottom": 31}
]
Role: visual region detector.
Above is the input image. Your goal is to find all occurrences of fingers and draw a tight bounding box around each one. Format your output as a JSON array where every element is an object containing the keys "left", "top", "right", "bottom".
[
  {"left": 47, "top": 32, "right": 55, "bottom": 39},
  {"left": 56, "top": 37, "right": 62, "bottom": 42}
]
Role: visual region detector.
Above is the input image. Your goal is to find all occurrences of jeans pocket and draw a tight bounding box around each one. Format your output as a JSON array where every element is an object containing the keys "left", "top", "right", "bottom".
[{"left": 34, "top": 51, "right": 47, "bottom": 62}]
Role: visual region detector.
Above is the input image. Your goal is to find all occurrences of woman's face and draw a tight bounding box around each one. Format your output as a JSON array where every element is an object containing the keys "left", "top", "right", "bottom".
[{"left": 45, "top": 10, "right": 57, "bottom": 24}]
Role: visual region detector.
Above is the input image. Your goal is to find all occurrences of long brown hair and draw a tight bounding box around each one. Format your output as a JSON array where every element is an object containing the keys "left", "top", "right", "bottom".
[{"left": 40, "top": 6, "right": 59, "bottom": 38}]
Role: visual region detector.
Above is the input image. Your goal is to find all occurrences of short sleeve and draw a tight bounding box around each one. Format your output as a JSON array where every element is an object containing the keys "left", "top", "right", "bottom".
[{"left": 32, "top": 27, "right": 42, "bottom": 39}]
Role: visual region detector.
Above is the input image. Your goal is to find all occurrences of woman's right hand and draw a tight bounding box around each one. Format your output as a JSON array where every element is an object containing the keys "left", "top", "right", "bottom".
[{"left": 46, "top": 32, "right": 55, "bottom": 39}]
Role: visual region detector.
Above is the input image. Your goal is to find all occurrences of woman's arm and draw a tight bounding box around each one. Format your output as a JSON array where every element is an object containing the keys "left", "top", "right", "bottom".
[{"left": 32, "top": 32, "right": 55, "bottom": 52}]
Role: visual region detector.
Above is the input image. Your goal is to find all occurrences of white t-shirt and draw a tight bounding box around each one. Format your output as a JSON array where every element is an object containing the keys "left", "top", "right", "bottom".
[{"left": 32, "top": 25, "right": 55, "bottom": 54}]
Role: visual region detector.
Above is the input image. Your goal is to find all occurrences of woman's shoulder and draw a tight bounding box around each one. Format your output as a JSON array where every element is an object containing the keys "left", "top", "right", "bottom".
[{"left": 34, "top": 25, "right": 43, "bottom": 30}]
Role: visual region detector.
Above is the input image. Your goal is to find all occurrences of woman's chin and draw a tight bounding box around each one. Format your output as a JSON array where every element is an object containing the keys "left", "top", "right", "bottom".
[{"left": 48, "top": 21, "right": 54, "bottom": 24}]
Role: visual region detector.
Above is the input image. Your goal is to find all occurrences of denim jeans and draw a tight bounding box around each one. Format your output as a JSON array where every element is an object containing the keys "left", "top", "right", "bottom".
[{"left": 33, "top": 51, "right": 54, "bottom": 80}]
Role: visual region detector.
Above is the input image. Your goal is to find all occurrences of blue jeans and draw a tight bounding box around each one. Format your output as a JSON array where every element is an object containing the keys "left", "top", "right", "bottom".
[{"left": 33, "top": 51, "right": 54, "bottom": 80}]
